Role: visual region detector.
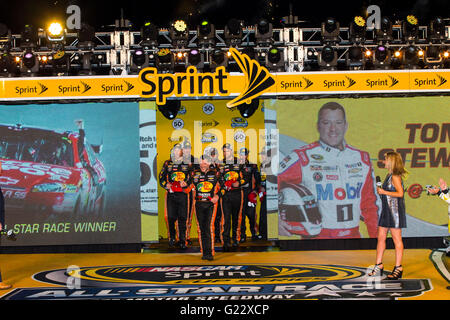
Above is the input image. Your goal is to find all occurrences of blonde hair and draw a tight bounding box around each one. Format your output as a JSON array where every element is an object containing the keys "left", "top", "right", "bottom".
[{"left": 385, "top": 151, "right": 408, "bottom": 177}]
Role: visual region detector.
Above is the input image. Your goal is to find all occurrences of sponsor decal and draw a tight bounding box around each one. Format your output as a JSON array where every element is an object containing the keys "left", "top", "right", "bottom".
[
  {"left": 310, "top": 154, "right": 324, "bottom": 161},
  {"left": 326, "top": 174, "right": 339, "bottom": 180},
  {"left": 201, "top": 133, "right": 218, "bottom": 143},
  {"left": 313, "top": 172, "right": 323, "bottom": 182},
  {"left": 316, "top": 183, "right": 363, "bottom": 201},
  {"left": 1, "top": 264, "right": 431, "bottom": 300},
  {"left": 231, "top": 117, "right": 248, "bottom": 128}
]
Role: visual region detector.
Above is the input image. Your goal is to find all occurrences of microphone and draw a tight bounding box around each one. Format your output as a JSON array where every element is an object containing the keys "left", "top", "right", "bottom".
[{"left": 376, "top": 176, "right": 382, "bottom": 187}]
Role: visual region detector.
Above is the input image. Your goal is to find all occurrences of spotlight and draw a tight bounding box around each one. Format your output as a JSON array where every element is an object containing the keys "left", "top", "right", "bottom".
[
  {"left": 402, "top": 15, "right": 418, "bottom": 42},
  {"left": 47, "top": 22, "right": 65, "bottom": 42},
  {"left": 374, "top": 45, "right": 390, "bottom": 69},
  {"left": 403, "top": 45, "right": 420, "bottom": 68},
  {"left": 0, "top": 52, "right": 16, "bottom": 76},
  {"left": 321, "top": 17, "right": 340, "bottom": 44},
  {"left": 255, "top": 19, "right": 273, "bottom": 46},
  {"left": 141, "top": 21, "right": 158, "bottom": 48},
  {"left": 346, "top": 45, "right": 364, "bottom": 69},
  {"left": 266, "top": 47, "right": 284, "bottom": 72},
  {"left": 187, "top": 49, "right": 204, "bottom": 70},
  {"left": 319, "top": 45, "right": 337, "bottom": 70},
  {"left": 156, "top": 48, "right": 174, "bottom": 72},
  {"left": 21, "top": 24, "right": 38, "bottom": 48},
  {"left": 130, "top": 48, "right": 148, "bottom": 74},
  {"left": 210, "top": 49, "right": 227, "bottom": 71},
  {"left": 376, "top": 17, "right": 393, "bottom": 42},
  {"left": 197, "top": 20, "right": 215, "bottom": 46},
  {"left": 428, "top": 17, "right": 446, "bottom": 43},
  {"left": 349, "top": 16, "right": 366, "bottom": 44},
  {"left": 20, "top": 50, "right": 39, "bottom": 75},
  {"left": 224, "top": 18, "right": 243, "bottom": 46},
  {"left": 157, "top": 100, "right": 181, "bottom": 120},
  {"left": 237, "top": 98, "right": 259, "bottom": 118},
  {"left": 50, "top": 49, "right": 69, "bottom": 75},
  {"left": 77, "top": 23, "right": 96, "bottom": 49},
  {"left": 171, "top": 19, "right": 188, "bottom": 47},
  {"left": 0, "top": 23, "right": 11, "bottom": 50}
]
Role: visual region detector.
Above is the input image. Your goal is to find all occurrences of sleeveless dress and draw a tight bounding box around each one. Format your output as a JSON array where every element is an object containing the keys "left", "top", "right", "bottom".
[{"left": 378, "top": 174, "right": 407, "bottom": 229}]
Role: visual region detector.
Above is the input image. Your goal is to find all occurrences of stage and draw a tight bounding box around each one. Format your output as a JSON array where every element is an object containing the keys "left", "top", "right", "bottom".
[{"left": 1, "top": 243, "right": 449, "bottom": 301}]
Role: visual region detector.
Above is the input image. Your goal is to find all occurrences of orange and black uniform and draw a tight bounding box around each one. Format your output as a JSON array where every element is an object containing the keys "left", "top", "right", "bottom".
[
  {"left": 219, "top": 158, "right": 248, "bottom": 248},
  {"left": 240, "top": 160, "right": 259, "bottom": 240},
  {"left": 159, "top": 159, "right": 193, "bottom": 246},
  {"left": 191, "top": 166, "right": 221, "bottom": 258}
]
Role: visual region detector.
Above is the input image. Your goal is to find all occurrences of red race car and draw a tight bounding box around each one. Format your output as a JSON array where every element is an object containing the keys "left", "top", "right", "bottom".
[{"left": 0, "top": 123, "right": 106, "bottom": 220}]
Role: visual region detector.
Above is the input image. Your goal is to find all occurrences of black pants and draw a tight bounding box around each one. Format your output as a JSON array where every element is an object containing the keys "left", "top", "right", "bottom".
[
  {"left": 195, "top": 201, "right": 217, "bottom": 256},
  {"left": 186, "top": 190, "right": 195, "bottom": 241},
  {"left": 165, "top": 192, "right": 188, "bottom": 244},
  {"left": 240, "top": 189, "right": 258, "bottom": 238},
  {"left": 214, "top": 203, "right": 222, "bottom": 240},
  {"left": 259, "top": 197, "right": 267, "bottom": 239},
  {"left": 220, "top": 189, "right": 243, "bottom": 246}
]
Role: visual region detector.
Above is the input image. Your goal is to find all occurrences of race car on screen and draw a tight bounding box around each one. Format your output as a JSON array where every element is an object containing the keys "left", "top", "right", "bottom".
[{"left": 0, "top": 123, "right": 106, "bottom": 219}]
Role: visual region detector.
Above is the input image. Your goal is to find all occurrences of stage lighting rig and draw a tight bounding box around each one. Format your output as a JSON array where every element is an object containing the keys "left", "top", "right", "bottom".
[
  {"left": 46, "top": 22, "right": 65, "bottom": 44},
  {"left": 266, "top": 47, "right": 284, "bottom": 72},
  {"left": 197, "top": 20, "right": 215, "bottom": 47},
  {"left": 375, "top": 17, "right": 393, "bottom": 43},
  {"left": 156, "top": 48, "right": 174, "bottom": 72},
  {"left": 187, "top": 49, "right": 204, "bottom": 71},
  {"left": 20, "top": 50, "right": 39, "bottom": 76},
  {"left": 77, "top": 23, "right": 96, "bottom": 49},
  {"left": 237, "top": 98, "right": 259, "bottom": 118},
  {"left": 346, "top": 45, "right": 364, "bottom": 69},
  {"left": 157, "top": 100, "right": 181, "bottom": 120},
  {"left": 129, "top": 48, "right": 149, "bottom": 74},
  {"left": 428, "top": 17, "right": 446, "bottom": 43},
  {"left": 210, "top": 49, "right": 227, "bottom": 71},
  {"left": 0, "top": 23, "right": 11, "bottom": 50},
  {"left": 319, "top": 44, "right": 337, "bottom": 70},
  {"left": 0, "top": 52, "right": 15, "bottom": 76},
  {"left": 402, "top": 15, "right": 419, "bottom": 42},
  {"left": 321, "top": 18, "right": 340, "bottom": 44},
  {"left": 349, "top": 16, "right": 366, "bottom": 44},
  {"left": 141, "top": 21, "right": 158, "bottom": 48},
  {"left": 21, "top": 25, "right": 38, "bottom": 48},
  {"left": 373, "top": 45, "right": 390, "bottom": 69},
  {"left": 170, "top": 19, "right": 189, "bottom": 48},
  {"left": 224, "top": 18, "right": 243, "bottom": 46},
  {"left": 255, "top": 19, "right": 273, "bottom": 46}
]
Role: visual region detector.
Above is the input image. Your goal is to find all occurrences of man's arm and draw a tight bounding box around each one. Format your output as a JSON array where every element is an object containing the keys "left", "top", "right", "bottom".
[{"left": 158, "top": 161, "right": 170, "bottom": 190}]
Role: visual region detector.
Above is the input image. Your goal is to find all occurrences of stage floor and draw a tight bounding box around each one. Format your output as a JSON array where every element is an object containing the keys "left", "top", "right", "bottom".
[{"left": 1, "top": 245, "right": 449, "bottom": 300}]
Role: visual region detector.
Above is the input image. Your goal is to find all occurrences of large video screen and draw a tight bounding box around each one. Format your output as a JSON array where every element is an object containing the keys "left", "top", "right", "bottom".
[
  {"left": 276, "top": 96, "right": 449, "bottom": 239},
  {"left": 0, "top": 102, "right": 141, "bottom": 246}
]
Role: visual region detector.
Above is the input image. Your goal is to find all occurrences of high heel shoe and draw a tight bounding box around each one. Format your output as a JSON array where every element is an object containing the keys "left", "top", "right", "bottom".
[
  {"left": 368, "top": 262, "right": 384, "bottom": 277},
  {"left": 387, "top": 265, "right": 403, "bottom": 280}
]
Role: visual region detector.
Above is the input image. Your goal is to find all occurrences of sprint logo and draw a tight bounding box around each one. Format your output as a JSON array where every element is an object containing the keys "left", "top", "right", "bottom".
[{"left": 226, "top": 47, "right": 276, "bottom": 108}]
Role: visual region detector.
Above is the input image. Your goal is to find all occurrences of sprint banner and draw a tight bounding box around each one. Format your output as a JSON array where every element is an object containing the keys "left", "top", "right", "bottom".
[{"left": 1, "top": 48, "right": 449, "bottom": 102}]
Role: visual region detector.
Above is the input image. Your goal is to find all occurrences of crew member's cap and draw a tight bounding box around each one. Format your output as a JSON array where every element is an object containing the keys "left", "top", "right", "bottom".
[
  {"left": 239, "top": 147, "right": 249, "bottom": 156},
  {"left": 172, "top": 143, "right": 182, "bottom": 150},
  {"left": 222, "top": 143, "right": 233, "bottom": 150}
]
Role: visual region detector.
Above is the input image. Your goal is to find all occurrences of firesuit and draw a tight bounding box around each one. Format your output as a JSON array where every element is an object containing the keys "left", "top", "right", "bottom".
[{"left": 278, "top": 140, "right": 381, "bottom": 239}]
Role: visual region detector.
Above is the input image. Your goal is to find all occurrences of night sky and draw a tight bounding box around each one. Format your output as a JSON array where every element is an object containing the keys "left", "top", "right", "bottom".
[{"left": 1, "top": 0, "right": 449, "bottom": 33}]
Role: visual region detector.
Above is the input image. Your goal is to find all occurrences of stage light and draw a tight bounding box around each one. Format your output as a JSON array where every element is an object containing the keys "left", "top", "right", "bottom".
[
  {"left": 349, "top": 16, "right": 366, "bottom": 44},
  {"left": 21, "top": 24, "right": 38, "bottom": 48},
  {"left": 428, "top": 17, "right": 446, "bottom": 43},
  {"left": 197, "top": 20, "right": 215, "bottom": 46},
  {"left": 444, "top": 51, "right": 449, "bottom": 58},
  {"left": 402, "top": 15, "right": 418, "bottom": 42},
  {"left": 210, "top": 49, "right": 227, "bottom": 71},
  {"left": 129, "top": 49, "right": 148, "bottom": 74},
  {"left": 372, "top": 45, "right": 390, "bottom": 69},
  {"left": 255, "top": 19, "right": 273, "bottom": 46},
  {"left": 376, "top": 17, "right": 393, "bottom": 42},
  {"left": 141, "top": 21, "right": 158, "bottom": 47},
  {"left": 156, "top": 48, "right": 174, "bottom": 72},
  {"left": 394, "top": 50, "right": 401, "bottom": 58},
  {"left": 418, "top": 49, "right": 424, "bottom": 57},
  {"left": 319, "top": 45, "right": 337, "bottom": 69},
  {"left": 157, "top": 100, "right": 181, "bottom": 120},
  {"left": 0, "top": 52, "right": 16, "bottom": 76},
  {"left": 187, "top": 49, "right": 204, "bottom": 70},
  {"left": 403, "top": 45, "right": 421, "bottom": 68},
  {"left": 0, "top": 23, "right": 11, "bottom": 50},
  {"left": 266, "top": 47, "right": 284, "bottom": 72},
  {"left": 47, "top": 22, "right": 65, "bottom": 41},
  {"left": 321, "top": 17, "right": 340, "bottom": 44},
  {"left": 346, "top": 45, "right": 364, "bottom": 69},
  {"left": 237, "top": 98, "right": 259, "bottom": 118},
  {"left": 171, "top": 19, "right": 189, "bottom": 47},
  {"left": 224, "top": 18, "right": 243, "bottom": 46},
  {"left": 50, "top": 49, "right": 69, "bottom": 75},
  {"left": 77, "top": 23, "right": 96, "bottom": 49}
]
